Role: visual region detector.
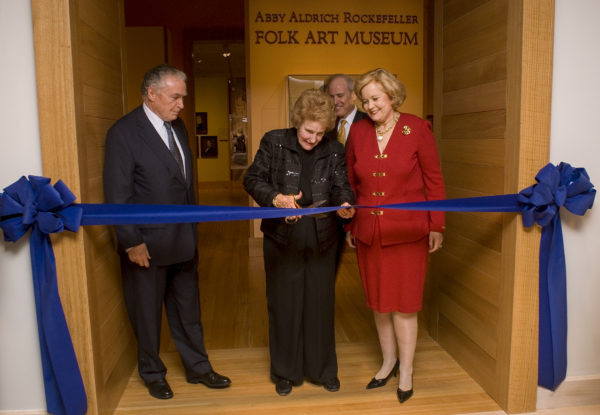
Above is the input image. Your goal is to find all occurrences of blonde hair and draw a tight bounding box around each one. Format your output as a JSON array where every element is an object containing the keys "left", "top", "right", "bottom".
[
  {"left": 291, "top": 89, "right": 336, "bottom": 131},
  {"left": 355, "top": 68, "right": 407, "bottom": 111}
]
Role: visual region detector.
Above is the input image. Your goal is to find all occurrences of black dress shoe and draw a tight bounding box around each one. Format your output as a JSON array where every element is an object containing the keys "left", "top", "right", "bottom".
[
  {"left": 366, "top": 360, "right": 399, "bottom": 389},
  {"left": 145, "top": 379, "right": 173, "bottom": 400},
  {"left": 397, "top": 387, "right": 413, "bottom": 403},
  {"left": 397, "top": 373, "right": 414, "bottom": 403},
  {"left": 322, "top": 377, "right": 340, "bottom": 392},
  {"left": 275, "top": 378, "right": 293, "bottom": 396},
  {"left": 188, "top": 370, "right": 231, "bottom": 389}
]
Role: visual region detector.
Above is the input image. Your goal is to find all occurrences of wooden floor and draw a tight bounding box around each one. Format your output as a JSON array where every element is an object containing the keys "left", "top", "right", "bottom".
[{"left": 113, "top": 183, "right": 598, "bottom": 415}]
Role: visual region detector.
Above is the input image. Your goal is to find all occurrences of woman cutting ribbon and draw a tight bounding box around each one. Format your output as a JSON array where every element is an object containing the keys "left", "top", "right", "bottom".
[{"left": 244, "top": 88, "right": 355, "bottom": 396}]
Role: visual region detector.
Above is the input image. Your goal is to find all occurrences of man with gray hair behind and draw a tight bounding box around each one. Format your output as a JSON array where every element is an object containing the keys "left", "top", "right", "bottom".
[
  {"left": 104, "top": 64, "right": 231, "bottom": 400},
  {"left": 324, "top": 74, "right": 368, "bottom": 145},
  {"left": 324, "top": 74, "right": 368, "bottom": 270}
]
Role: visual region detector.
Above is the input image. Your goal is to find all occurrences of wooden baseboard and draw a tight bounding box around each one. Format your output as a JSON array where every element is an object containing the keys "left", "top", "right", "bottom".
[{"left": 536, "top": 375, "right": 600, "bottom": 409}]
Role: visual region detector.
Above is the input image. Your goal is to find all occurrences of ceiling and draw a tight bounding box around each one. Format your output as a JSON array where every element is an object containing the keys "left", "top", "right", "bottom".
[{"left": 192, "top": 41, "right": 245, "bottom": 78}]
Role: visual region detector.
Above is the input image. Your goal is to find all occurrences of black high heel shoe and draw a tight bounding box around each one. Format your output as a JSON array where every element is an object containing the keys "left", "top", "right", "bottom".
[
  {"left": 366, "top": 360, "right": 399, "bottom": 389},
  {"left": 396, "top": 374, "right": 413, "bottom": 403}
]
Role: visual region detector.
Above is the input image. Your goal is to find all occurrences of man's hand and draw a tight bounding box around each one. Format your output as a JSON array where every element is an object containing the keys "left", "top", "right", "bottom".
[{"left": 127, "top": 242, "right": 151, "bottom": 268}]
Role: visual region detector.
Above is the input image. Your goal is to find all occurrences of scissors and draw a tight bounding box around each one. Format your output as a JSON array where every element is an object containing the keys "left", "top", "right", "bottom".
[{"left": 285, "top": 198, "right": 328, "bottom": 223}]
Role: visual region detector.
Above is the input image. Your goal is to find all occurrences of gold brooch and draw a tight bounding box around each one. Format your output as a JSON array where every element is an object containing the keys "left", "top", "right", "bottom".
[{"left": 402, "top": 125, "right": 411, "bottom": 135}]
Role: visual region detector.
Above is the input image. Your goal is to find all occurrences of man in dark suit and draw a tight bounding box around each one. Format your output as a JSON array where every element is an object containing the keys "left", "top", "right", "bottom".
[
  {"left": 103, "top": 64, "right": 230, "bottom": 400},
  {"left": 324, "top": 74, "right": 368, "bottom": 145},
  {"left": 324, "top": 74, "right": 367, "bottom": 269}
]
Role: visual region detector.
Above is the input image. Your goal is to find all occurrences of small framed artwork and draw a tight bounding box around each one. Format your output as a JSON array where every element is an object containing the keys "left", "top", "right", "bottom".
[
  {"left": 196, "top": 112, "right": 207, "bottom": 135},
  {"left": 200, "top": 135, "right": 218, "bottom": 158}
]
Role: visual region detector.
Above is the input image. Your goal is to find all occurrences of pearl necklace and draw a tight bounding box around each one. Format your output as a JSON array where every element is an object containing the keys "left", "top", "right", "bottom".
[{"left": 376, "top": 112, "right": 400, "bottom": 141}]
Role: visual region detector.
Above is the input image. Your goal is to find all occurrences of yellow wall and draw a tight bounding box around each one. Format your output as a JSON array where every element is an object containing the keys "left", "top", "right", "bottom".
[
  {"left": 247, "top": 0, "right": 424, "bottom": 154},
  {"left": 195, "top": 77, "right": 230, "bottom": 182},
  {"left": 125, "top": 27, "right": 166, "bottom": 112}
]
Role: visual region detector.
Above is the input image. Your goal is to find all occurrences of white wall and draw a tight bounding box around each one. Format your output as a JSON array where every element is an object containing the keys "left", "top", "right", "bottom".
[
  {"left": 0, "top": 0, "right": 46, "bottom": 412},
  {"left": 0, "top": 0, "right": 598, "bottom": 413},
  {"left": 550, "top": 0, "right": 600, "bottom": 379}
]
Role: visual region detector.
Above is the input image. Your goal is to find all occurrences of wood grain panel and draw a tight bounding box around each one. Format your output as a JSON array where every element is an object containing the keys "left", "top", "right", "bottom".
[
  {"left": 443, "top": 80, "right": 506, "bottom": 115},
  {"left": 437, "top": 250, "right": 500, "bottom": 306},
  {"left": 80, "top": 52, "right": 123, "bottom": 95},
  {"left": 32, "top": 1, "right": 133, "bottom": 415},
  {"left": 78, "top": 21, "right": 122, "bottom": 71},
  {"left": 439, "top": 272, "right": 498, "bottom": 326},
  {"left": 78, "top": 0, "right": 122, "bottom": 45},
  {"left": 442, "top": 110, "right": 506, "bottom": 140},
  {"left": 443, "top": 52, "right": 507, "bottom": 92},
  {"left": 443, "top": 0, "right": 507, "bottom": 47},
  {"left": 442, "top": 161, "right": 504, "bottom": 194},
  {"left": 438, "top": 292, "right": 497, "bottom": 358},
  {"left": 431, "top": 0, "right": 553, "bottom": 411},
  {"left": 82, "top": 85, "right": 124, "bottom": 120},
  {"left": 30, "top": 1, "right": 100, "bottom": 413},
  {"left": 439, "top": 138, "right": 504, "bottom": 166},
  {"left": 443, "top": 23, "right": 506, "bottom": 69},
  {"left": 443, "top": 231, "right": 502, "bottom": 279},
  {"left": 443, "top": 0, "right": 490, "bottom": 25},
  {"left": 438, "top": 315, "right": 497, "bottom": 396},
  {"left": 446, "top": 211, "right": 503, "bottom": 251}
]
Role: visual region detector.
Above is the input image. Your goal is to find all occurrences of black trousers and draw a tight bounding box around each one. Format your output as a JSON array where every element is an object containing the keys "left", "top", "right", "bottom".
[
  {"left": 121, "top": 253, "right": 212, "bottom": 383},
  {"left": 263, "top": 217, "right": 338, "bottom": 385}
]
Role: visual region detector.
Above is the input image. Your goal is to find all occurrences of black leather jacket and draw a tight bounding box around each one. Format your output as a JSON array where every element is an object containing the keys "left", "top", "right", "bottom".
[{"left": 244, "top": 128, "right": 355, "bottom": 251}]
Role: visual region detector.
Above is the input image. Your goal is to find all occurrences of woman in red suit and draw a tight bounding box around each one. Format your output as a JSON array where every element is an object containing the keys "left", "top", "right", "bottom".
[{"left": 345, "top": 68, "right": 445, "bottom": 403}]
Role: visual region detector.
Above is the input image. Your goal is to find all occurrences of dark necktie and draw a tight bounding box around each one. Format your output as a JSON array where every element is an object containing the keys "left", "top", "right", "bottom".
[{"left": 164, "top": 122, "right": 185, "bottom": 178}]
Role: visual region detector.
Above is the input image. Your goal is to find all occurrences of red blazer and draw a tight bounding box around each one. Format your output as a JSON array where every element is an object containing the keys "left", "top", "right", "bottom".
[{"left": 346, "top": 113, "right": 445, "bottom": 246}]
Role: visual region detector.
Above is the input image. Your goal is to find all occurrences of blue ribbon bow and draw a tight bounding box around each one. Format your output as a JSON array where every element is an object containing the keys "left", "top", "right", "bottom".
[
  {"left": 517, "top": 162, "right": 595, "bottom": 390},
  {"left": 0, "top": 163, "right": 595, "bottom": 413},
  {"left": 1, "top": 176, "right": 87, "bottom": 415}
]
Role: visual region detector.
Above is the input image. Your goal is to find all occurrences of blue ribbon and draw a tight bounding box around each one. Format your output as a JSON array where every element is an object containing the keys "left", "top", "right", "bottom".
[
  {"left": 518, "top": 162, "right": 596, "bottom": 390},
  {"left": 0, "top": 176, "right": 86, "bottom": 415},
  {"left": 0, "top": 163, "right": 595, "bottom": 412}
]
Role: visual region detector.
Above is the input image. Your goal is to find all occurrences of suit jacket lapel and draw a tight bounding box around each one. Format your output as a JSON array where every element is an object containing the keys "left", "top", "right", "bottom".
[{"left": 134, "top": 107, "right": 187, "bottom": 185}]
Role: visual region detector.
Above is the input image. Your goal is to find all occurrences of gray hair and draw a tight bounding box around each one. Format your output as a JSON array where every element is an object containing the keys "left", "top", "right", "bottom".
[
  {"left": 324, "top": 74, "right": 355, "bottom": 93},
  {"left": 141, "top": 64, "right": 187, "bottom": 98}
]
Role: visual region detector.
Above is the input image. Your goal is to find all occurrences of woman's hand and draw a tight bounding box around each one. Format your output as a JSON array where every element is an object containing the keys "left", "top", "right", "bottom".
[
  {"left": 428, "top": 231, "right": 444, "bottom": 253},
  {"left": 336, "top": 202, "right": 355, "bottom": 219},
  {"left": 273, "top": 191, "right": 303, "bottom": 222},
  {"left": 345, "top": 231, "right": 356, "bottom": 248}
]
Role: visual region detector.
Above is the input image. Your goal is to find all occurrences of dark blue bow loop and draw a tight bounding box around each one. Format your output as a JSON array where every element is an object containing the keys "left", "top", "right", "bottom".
[
  {"left": 0, "top": 175, "right": 82, "bottom": 242},
  {"left": 518, "top": 163, "right": 594, "bottom": 228},
  {"left": 556, "top": 162, "right": 596, "bottom": 215}
]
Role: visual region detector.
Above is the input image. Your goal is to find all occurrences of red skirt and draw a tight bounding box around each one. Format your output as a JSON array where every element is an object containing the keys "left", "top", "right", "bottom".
[{"left": 356, "top": 223, "right": 429, "bottom": 313}]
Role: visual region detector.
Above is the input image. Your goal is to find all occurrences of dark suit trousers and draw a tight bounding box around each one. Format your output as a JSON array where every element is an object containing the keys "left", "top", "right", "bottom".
[
  {"left": 121, "top": 254, "right": 212, "bottom": 383},
  {"left": 263, "top": 217, "right": 338, "bottom": 385}
]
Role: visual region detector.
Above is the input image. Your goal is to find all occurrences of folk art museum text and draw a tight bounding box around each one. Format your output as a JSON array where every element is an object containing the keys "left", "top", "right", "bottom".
[{"left": 253, "top": 10, "right": 420, "bottom": 46}]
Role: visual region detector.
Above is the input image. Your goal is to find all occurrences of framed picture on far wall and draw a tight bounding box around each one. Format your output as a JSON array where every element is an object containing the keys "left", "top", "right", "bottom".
[
  {"left": 199, "top": 135, "right": 218, "bottom": 158},
  {"left": 196, "top": 112, "right": 207, "bottom": 135}
]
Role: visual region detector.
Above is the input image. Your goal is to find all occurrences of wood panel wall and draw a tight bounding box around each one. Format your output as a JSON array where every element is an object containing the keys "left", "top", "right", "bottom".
[
  {"left": 31, "top": 1, "right": 135, "bottom": 414},
  {"left": 429, "top": 0, "right": 554, "bottom": 412}
]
